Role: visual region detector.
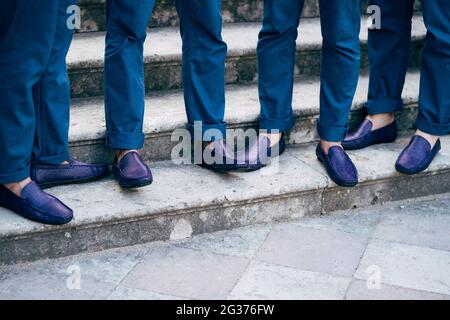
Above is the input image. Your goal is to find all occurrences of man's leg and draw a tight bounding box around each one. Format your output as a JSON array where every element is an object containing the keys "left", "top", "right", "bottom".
[
  {"left": 30, "top": 0, "right": 109, "bottom": 188},
  {"left": 230, "top": 0, "right": 304, "bottom": 172},
  {"left": 342, "top": 0, "right": 414, "bottom": 150},
  {"left": 32, "top": 0, "right": 74, "bottom": 165},
  {"left": 0, "top": 0, "right": 58, "bottom": 186},
  {"left": 395, "top": 0, "right": 449, "bottom": 175},
  {"left": 416, "top": 0, "right": 450, "bottom": 138},
  {"left": 0, "top": 0, "right": 73, "bottom": 225},
  {"left": 366, "top": 0, "right": 415, "bottom": 127},
  {"left": 104, "top": 0, "right": 156, "bottom": 188},
  {"left": 174, "top": 0, "right": 241, "bottom": 171},
  {"left": 104, "top": 0, "right": 156, "bottom": 150},
  {"left": 175, "top": 0, "right": 228, "bottom": 142},
  {"left": 317, "top": 0, "right": 361, "bottom": 144},
  {"left": 257, "top": 0, "right": 304, "bottom": 144},
  {"left": 315, "top": 0, "right": 361, "bottom": 187}
]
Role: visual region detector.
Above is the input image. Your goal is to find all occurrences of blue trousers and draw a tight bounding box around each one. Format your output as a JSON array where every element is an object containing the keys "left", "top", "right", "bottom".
[
  {"left": 257, "top": 0, "right": 361, "bottom": 142},
  {"left": 104, "top": 0, "right": 227, "bottom": 147},
  {"left": 367, "top": 0, "right": 450, "bottom": 136},
  {"left": 0, "top": 0, "right": 75, "bottom": 184}
]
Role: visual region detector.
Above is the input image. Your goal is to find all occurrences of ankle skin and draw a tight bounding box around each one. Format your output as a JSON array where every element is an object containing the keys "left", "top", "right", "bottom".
[
  {"left": 3, "top": 178, "right": 32, "bottom": 197},
  {"left": 366, "top": 113, "right": 395, "bottom": 130},
  {"left": 320, "top": 140, "right": 342, "bottom": 155}
]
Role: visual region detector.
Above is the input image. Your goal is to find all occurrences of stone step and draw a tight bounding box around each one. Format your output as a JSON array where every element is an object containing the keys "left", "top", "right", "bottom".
[
  {"left": 1, "top": 134, "right": 449, "bottom": 265},
  {"left": 67, "top": 16, "right": 426, "bottom": 98},
  {"left": 69, "top": 71, "right": 421, "bottom": 164},
  {"left": 78, "top": 0, "right": 423, "bottom": 32}
]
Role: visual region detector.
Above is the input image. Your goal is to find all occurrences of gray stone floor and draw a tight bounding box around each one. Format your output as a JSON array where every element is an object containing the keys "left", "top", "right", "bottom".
[{"left": 1, "top": 193, "right": 450, "bottom": 300}]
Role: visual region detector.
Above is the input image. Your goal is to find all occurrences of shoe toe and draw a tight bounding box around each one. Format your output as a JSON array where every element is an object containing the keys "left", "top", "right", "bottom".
[
  {"left": 115, "top": 152, "right": 153, "bottom": 187},
  {"left": 338, "top": 166, "right": 358, "bottom": 184},
  {"left": 122, "top": 163, "right": 152, "bottom": 180},
  {"left": 326, "top": 146, "right": 358, "bottom": 186},
  {"left": 91, "top": 163, "right": 110, "bottom": 178},
  {"left": 395, "top": 136, "right": 433, "bottom": 174},
  {"left": 19, "top": 182, "right": 74, "bottom": 225},
  {"left": 47, "top": 198, "right": 74, "bottom": 223},
  {"left": 395, "top": 154, "right": 414, "bottom": 171}
]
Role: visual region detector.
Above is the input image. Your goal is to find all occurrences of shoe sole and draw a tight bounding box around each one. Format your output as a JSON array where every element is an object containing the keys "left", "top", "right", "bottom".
[
  {"left": 316, "top": 156, "right": 358, "bottom": 188},
  {"left": 343, "top": 137, "right": 397, "bottom": 151},
  {"left": 119, "top": 180, "right": 153, "bottom": 189},
  {"left": 38, "top": 172, "right": 110, "bottom": 189},
  {"left": 395, "top": 163, "right": 428, "bottom": 175},
  {"left": 0, "top": 200, "right": 73, "bottom": 226}
]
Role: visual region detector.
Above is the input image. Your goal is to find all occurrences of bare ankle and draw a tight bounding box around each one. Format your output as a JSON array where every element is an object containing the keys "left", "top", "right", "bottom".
[
  {"left": 415, "top": 130, "right": 439, "bottom": 147},
  {"left": 366, "top": 113, "right": 395, "bottom": 130},
  {"left": 320, "top": 140, "right": 342, "bottom": 155},
  {"left": 116, "top": 149, "right": 139, "bottom": 163},
  {"left": 4, "top": 178, "right": 32, "bottom": 197},
  {"left": 260, "top": 132, "right": 282, "bottom": 147}
]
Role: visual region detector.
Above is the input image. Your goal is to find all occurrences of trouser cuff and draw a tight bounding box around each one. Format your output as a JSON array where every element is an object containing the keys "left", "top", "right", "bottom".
[
  {"left": 366, "top": 98, "right": 403, "bottom": 114},
  {"left": 317, "top": 120, "right": 348, "bottom": 142},
  {"left": 259, "top": 113, "right": 295, "bottom": 133},
  {"left": 416, "top": 114, "right": 449, "bottom": 136},
  {"left": 0, "top": 165, "right": 31, "bottom": 184},
  {"left": 31, "top": 151, "right": 70, "bottom": 166},
  {"left": 106, "top": 131, "right": 145, "bottom": 150},
  {"left": 187, "top": 121, "right": 227, "bottom": 142}
]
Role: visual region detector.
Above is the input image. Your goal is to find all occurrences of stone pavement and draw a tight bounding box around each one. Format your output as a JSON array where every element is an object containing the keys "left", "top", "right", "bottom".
[{"left": 1, "top": 194, "right": 449, "bottom": 300}]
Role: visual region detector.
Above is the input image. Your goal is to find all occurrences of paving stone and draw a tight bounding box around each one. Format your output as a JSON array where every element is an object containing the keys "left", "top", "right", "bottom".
[
  {"left": 51, "top": 245, "right": 150, "bottom": 284},
  {"left": 107, "top": 286, "right": 185, "bottom": 300},
  {"left": 228, "top": 261, "right": 351, "bottom": 300},
  {"left": 346, "top": 279, "right": 450, "bottom": 300},
  {"left": 175, "top": 224, "right": 272, "bottom": 259},
  {"left": 0, "top": 265, "right": 115, "bottom": 300},
  {"left": 121, "top": 246, "right": 250, "bottom": 300},
  {"left": 292, "top": 207, "right": 381, "bottom": 237},
  {"left": 255, "top": 224, "right": 368, "bottom": 277},
  {"left": 373, "top": 197, "right": 450, "bottom": 251},
  {"left": 0, "top": 244, "right": 151, "bottom": 300},
  {"left": 355, "top": 240, "right": 450, "bottom": 296}
]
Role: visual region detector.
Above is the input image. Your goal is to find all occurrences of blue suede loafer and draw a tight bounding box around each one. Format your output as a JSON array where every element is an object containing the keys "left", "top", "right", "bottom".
[
  {"left": 197, "top": 140, "right": 241, "bottom": 172},
  {"left": 342, "top": 119, "right": 397, "bottom": 150},
  {"left": 235, "top": 134, "right": 286, "bottom": 172},
  {"left": 0, "top": 182, "right": 73, "bottom": 225},
  {"left": 316, "top": 144, "right": 358, "bottom": 187},
  {"left": 113, "top": 151, "right": 153, "bottom": 188},
  {"left": 31, "top": 159, "right": 109, "bottom": 188},
  {"left": 395, "top": 136, "right": 441, "bottom": 175}
]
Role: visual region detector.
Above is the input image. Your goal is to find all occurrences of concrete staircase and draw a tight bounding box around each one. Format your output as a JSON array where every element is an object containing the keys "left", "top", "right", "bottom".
[{"left": 1, "top": 1, "right": 446, "bottom": 266}]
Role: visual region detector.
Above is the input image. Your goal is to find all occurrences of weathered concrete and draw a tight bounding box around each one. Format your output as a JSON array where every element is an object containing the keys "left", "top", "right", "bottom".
[
  {"left": 355, "top": 240, "right": 450, "bottom": 296},
  {"left": 346, "top": 280, "right": 450, "bottom": 300},
  {"left": 121, "top": 246, "right": 250, "bottom": 299},
  {"left": 67, "top": 17, "right": 426, "bottom": 98},
  {"left": 1, "top": 191, "right": 449, "bottom": 301},
  {"left": 68, "top": 71, "right": 421, "bottom": 164},
  {"left": 77, "top": 0, "right": 423, "bottom": 32},
  {"left": 228, "top": 260, "right": 351, "bottom": 300},
  {"left": 254, "top": 224, "right": 368, "bottom": 277},
  {"left": 1, "top": 135, "right": 449, "bottom": 265}
]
